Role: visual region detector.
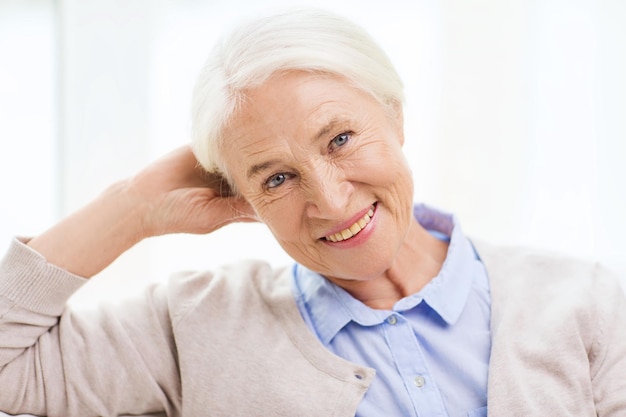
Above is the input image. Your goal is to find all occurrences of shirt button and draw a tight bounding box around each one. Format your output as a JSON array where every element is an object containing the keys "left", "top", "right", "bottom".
[
  {"left": 414, "top": 375, "right": 426, "bottom": 388},
  {"left": 387, "top": 315, "right": 397, "bottom": 325}
]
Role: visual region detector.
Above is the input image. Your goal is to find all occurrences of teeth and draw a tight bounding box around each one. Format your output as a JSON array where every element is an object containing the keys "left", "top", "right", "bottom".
[{"left": 325, "top": 205, "right": 375, "bottom": 242}]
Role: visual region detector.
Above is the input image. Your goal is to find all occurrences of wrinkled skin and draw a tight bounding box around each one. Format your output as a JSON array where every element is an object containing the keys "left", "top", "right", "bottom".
[{"left": 222, "top": 71, "right": 447, "bottom": 308}]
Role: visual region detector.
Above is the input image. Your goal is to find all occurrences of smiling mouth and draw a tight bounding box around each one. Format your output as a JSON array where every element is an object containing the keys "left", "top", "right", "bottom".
[{"left": 324, "top": 204, "right": 375, "bottom": 242}]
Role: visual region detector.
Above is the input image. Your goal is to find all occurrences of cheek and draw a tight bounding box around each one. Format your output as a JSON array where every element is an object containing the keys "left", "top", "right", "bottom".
[
  {"left": 251, "top": 196, "right": 306, "bottom": 241},
  {"left": 389, "top": 162, "right": 414, "bottom": 209},
  {"left": 357, "top": 143, "right": 411, "bottom": 186},
  {"left": 361, "top": 147, "right": 414, "bottom": 214}
]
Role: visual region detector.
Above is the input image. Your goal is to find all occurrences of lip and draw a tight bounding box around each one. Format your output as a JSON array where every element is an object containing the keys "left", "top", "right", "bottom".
[{"left": 320, "top": 202, "right": 378, "bottom": 248}]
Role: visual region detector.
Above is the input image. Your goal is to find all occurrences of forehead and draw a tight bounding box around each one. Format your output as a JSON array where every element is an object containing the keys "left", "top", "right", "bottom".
[
  {"left": 240, "top": 72, "right": 365, "bottom": 124},
  {"left": 220, "top": 71, "right": 387, "bottom": 178}
]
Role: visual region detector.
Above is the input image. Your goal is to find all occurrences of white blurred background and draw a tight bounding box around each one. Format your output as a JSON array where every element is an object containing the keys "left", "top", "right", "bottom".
[{"left": 1, "top": 0, "right": 624, "bottom": 307}]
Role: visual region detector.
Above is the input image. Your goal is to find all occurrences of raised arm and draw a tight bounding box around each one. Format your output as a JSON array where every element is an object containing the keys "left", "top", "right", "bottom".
[
  {"left": 0, "top": 146, "right": 256, "bottom": 416},
  {"left": 27, "top": 146, "right": 256, "bottom": 277}
]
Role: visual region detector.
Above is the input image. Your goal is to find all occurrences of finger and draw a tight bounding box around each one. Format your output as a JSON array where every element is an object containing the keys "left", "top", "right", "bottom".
[
  {"left": 200, "top": 171, "right": 234, "bottom": 197},
  {"left": 226, "top": 196, "right": 259, "bottom": 222},
  {"left": 205, "top": 195, "right": 258, "bottom": 227}
]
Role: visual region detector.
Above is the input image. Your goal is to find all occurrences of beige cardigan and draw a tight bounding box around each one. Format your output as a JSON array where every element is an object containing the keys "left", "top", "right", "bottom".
[{"left": 0, "top": 238, "right": 624, "bottom": 417}]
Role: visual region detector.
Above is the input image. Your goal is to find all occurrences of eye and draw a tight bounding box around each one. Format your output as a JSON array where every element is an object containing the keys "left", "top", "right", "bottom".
[
  {"left": 265, "top": 173, "right": 288, "bottom": 189},
  {"left": 329, "top": 132, "right": 351, "bottom": 151}
]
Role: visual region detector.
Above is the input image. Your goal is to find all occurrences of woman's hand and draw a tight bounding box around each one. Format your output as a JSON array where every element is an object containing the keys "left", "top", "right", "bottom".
[
  {"left": 128, "top": 146, "right": 257, "bottom": 237},
  {"left": 27, "top": 146, "right": 257, "bottom": 278}
]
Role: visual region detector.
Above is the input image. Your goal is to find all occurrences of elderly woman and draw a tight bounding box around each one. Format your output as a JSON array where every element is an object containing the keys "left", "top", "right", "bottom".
[{"left": 1, "top": 9, "right": 625, "bottom": 417}]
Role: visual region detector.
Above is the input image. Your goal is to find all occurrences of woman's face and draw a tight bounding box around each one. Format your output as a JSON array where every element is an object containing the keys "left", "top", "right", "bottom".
[{"left": 222, "top": 71, "right": 415, "bottom": 282}]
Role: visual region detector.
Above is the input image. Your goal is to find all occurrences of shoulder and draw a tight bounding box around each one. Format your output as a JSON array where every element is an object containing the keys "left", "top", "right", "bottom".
[
  {"left": 471, "top": 238, "right": 617, "bottom": 297},
  {"left": 163, "top": 259, "right": 293, "bottom": 326},
  {"left": 474, "top": 241, "right": 626, "bottom": 413},
  {"left": 472, "top": 238, "right": 624, "bottom": 340}
]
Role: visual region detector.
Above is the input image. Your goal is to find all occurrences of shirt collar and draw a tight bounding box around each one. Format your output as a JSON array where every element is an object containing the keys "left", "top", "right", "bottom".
[
  {"left": 292, "top": 204, "right": 479, "bottom": 345},
  {"left": 397, "top": 204, "right": 477, "bottom": 325},
  {"left": 293, "top": 265, "right": 355, "bottom": 345}
]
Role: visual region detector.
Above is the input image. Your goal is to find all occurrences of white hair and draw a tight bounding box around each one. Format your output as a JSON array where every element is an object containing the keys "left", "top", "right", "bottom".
[{"left": 191, "top": 8, "right": 404, "bottom": 179}]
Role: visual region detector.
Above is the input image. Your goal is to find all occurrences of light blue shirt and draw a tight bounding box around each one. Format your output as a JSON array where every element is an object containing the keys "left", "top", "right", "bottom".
[{"left": 292, "top": 204, "right": 491, "bottom": 417}]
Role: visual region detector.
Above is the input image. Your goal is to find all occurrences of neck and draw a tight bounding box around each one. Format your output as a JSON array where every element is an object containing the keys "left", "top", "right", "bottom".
[{"left": 330, "top": 218, "right": 449, "bottom": 309}]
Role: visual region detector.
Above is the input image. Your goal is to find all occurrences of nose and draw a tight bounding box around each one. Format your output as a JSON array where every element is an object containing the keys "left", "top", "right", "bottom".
[{"left": 304, "top": 163, "right": 353, "bottom": 219}]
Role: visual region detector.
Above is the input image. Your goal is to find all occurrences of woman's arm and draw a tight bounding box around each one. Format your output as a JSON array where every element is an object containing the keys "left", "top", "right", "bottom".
[
  {"left": 0, "top": 146, "right": 256, "bottom": 415},
  {"left": 0, "top": 242, "right": 182, "bottom": 415},
  {"left": 27, "top": 146, "right": 256, "bottom": 277}
]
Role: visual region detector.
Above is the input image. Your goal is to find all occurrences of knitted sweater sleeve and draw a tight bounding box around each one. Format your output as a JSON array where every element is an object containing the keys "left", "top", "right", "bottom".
[
  {"left": 589, "top": 264, "right": 626, "bottom": 416},
  {"left": 0, "top": 239, "right": 181, "bottom": 417}
]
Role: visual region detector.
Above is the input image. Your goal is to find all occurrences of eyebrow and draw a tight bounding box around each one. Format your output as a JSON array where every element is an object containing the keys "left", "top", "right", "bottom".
[
  {"left": 245, "top": 118, "right": 349, "bottom": 180},
  {"left": 246, "top": 160, "right": 281, "bottom": 180},
  {"left": 311, "top": 117, "right": 345, "bottom": 144}
]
